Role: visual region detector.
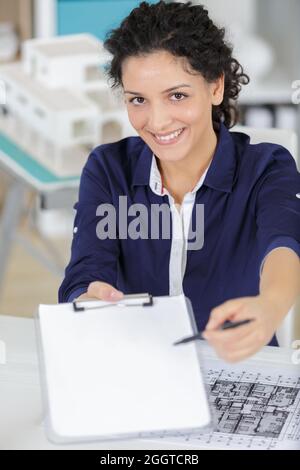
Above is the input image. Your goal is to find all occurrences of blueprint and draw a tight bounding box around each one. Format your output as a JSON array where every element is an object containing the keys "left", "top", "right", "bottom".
[{"left": 142, "top": 358, "right": 300, "bottom": 449}]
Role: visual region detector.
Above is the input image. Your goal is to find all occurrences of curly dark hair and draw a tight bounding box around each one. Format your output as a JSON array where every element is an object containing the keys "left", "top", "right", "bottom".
[{"left": 103, "top": 0, "right": 249, "bottom": 129}]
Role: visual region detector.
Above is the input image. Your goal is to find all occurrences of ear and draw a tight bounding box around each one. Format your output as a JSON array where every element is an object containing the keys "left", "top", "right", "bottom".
[{"left": 210, "top": 73, "right": 225, "bottom": 106}]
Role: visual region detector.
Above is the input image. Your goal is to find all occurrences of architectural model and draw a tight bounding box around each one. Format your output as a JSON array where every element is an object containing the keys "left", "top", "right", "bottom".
[{"left": 0, "top": 34, "right": 136, "bottom": 177}]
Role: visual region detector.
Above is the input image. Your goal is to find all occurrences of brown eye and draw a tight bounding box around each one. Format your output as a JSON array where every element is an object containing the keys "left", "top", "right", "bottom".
[
  {"left": 171, "top": 92, "right": 187, "bottom": 101},
  {"left": 130, "top": 97, "right": 145, "bottom": 105}
]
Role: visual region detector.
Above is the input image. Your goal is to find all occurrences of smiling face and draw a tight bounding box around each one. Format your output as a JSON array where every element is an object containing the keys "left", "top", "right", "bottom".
[{"left": 121, "top": 50, "right": 224, "bottom": 165}]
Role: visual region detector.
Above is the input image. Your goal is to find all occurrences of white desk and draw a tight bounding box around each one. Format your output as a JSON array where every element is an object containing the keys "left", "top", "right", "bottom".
[{"left": 0, "top": 315, "right": 296, "bottom": 450}]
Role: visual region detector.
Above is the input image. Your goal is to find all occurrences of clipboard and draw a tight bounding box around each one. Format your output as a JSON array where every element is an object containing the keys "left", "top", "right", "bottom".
[{"left": 37, "top": 294, "right": 212, "bottom": 444}]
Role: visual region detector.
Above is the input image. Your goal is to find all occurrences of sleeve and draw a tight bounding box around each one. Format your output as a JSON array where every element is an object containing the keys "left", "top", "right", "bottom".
[
  {"left": 58, "top": 149, "right": 120, "bottom": 303},
  {"left": 255, "top": 146, "right": 300, "bottom": 278}
]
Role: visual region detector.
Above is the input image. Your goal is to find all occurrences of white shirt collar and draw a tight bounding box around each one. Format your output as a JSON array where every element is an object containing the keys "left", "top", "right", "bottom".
[{"left": 149, "top": 154, "right": 212, "bottom": 197}]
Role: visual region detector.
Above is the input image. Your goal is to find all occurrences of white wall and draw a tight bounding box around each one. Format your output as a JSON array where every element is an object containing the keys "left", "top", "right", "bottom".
[{"left": 193, "top": 0, "right": 257, "bottom": 37}]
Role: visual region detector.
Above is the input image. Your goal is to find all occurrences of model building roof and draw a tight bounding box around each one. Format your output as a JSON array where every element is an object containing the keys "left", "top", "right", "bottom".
[{"left": 0, "top": 63, "right": 95, "bottom": 112}]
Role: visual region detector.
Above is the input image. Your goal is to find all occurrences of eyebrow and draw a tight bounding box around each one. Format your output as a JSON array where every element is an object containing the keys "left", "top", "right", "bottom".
[{"left": 123, "top": 84, "right": 192, "bottom": 95}]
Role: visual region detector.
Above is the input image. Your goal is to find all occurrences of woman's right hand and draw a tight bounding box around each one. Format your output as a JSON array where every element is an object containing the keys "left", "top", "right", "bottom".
[{"left": 76, "top": 281, "right": 124, "bottom": 302}]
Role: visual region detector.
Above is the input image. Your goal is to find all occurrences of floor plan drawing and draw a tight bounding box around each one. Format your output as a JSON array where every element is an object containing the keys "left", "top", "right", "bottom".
[
  {"left": 209, "top": 377, "right": 298, "bottom": 438},
  {"left": 142, "top": 359, "right": 300, "bottom": 449}
]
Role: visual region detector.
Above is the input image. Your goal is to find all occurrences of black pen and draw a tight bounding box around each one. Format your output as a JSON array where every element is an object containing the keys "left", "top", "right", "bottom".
[{"left": 173, "top": 319, "right": 254, "bottom": 346}]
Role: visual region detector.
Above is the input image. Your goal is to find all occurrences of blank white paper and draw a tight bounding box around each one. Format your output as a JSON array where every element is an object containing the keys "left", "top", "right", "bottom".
[{"left": 38, "top": 295, "right": 211, "bottom": 441}]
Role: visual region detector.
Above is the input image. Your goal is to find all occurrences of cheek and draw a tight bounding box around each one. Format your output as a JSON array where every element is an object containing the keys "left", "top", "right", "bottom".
[
  {"left": 178, "top": 105, "right": 206, "bottom": 125},
  {"left": 127, "top": 108, "right": 146, "bottom": 130},
  {"left": 126, "top": 102, "right": 209, "bottom": 130}
]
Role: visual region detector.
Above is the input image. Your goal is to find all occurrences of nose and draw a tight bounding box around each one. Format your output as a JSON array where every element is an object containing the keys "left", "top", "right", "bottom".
[{"left": 147, "top": 103, "right": 173, "bottom": 133}]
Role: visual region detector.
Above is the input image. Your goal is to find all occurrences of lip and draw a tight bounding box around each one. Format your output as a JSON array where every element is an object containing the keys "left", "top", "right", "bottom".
[{"left": 150, "top": 127, "right": 187, "bottom": 146}]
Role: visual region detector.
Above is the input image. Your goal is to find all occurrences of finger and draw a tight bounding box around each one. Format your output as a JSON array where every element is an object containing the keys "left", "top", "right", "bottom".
[
  {"left": 202, "top": 323, "right": 256, "bottom": 355},
  {"left": 208, "top": 330, "right": 261, "bottom": 363},
  {"left": 223, "top": 329, "right": 263, "bottom": 356},
  {"left": 88, "top": 281, "right": 124, "bottom": 301},
  {"left": 203, "top": 320, "right": 256, "bottom": 343},
  {"left": 222, "top": 337, "right": 263, "bottom": 363},
  {"left": 206, "top": 298, "right": 249, "bottom": 330}
]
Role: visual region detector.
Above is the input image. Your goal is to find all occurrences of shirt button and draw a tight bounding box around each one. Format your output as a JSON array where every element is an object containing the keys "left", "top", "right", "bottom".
[
  {"left": 296, "top": 193, "right": 300, "bottom": 199},
  {"left": 73, "top": 227, "right": 78, "bottom": 234}
]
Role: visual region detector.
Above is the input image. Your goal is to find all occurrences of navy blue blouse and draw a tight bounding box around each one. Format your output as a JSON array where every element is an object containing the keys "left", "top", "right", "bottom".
[{"left": 59, "top": 123, "right": 300, "bottom": 346}]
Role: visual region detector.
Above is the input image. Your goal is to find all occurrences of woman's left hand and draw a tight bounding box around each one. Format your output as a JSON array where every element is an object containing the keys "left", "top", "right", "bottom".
[{"left": 202, "top": 295, "right": 286, "bottom": 363}]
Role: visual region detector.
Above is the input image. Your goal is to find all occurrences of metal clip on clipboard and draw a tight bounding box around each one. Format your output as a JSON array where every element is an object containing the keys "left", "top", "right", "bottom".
[{"left": 73, "top": 293, "right": 153, "bottom": 312}]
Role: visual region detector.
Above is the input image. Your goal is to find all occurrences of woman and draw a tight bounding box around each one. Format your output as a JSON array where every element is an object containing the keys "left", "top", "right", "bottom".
[{"left": 59, "top": 1, "right": 300, "bottom": 362}]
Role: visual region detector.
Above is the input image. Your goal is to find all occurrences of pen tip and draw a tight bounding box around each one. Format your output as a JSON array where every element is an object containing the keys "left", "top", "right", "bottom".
[{"left": 173, "top": 340, "right": 184, "bottom": 346}]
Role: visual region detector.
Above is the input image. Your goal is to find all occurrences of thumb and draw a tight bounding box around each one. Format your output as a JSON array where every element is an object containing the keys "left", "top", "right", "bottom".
[
  {"left": 205, "top": 298, "right": 245, "bottom": 331},
  {"left": 87, "top": 281, "right": 124, "bottom": 301}
]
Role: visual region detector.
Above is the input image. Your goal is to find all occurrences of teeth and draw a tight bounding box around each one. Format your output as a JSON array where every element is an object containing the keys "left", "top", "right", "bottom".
[{"left": 155, "top": 128, "right": 184, "bottom": 141}]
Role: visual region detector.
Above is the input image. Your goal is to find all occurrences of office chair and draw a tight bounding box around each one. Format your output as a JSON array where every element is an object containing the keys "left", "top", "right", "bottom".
[{"left": 231, "top": 125, "right": 299, "bottom": 348}]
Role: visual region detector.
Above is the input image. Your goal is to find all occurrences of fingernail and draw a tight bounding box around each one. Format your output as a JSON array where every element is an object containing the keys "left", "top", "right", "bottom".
[{"left": 110, "top": 290, "right": 123, "bottom": 300}]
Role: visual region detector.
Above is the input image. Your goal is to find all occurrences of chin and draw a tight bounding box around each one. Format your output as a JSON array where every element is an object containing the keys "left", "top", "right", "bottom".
[{"left": 156, "top": 152, "right": 188, "bottom": 163}]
